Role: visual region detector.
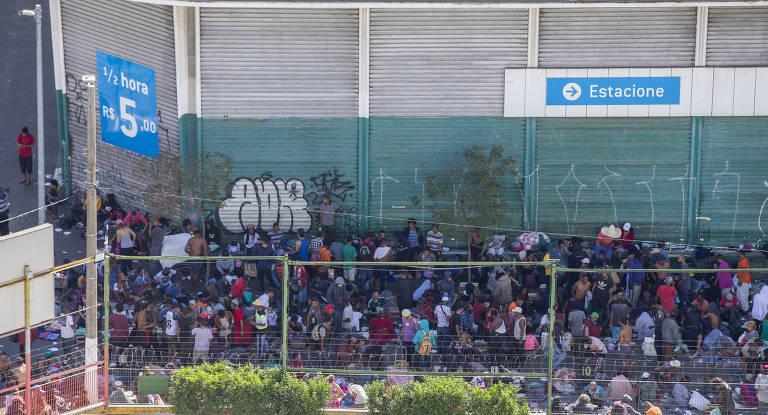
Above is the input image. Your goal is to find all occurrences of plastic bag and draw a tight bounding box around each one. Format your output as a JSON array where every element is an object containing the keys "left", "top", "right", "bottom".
[
  {"left": 642, "top": 337, "right": 657, "bottom": 356},
  {"left": 688, "top": 390, "right": 710, "bottom": 411}
]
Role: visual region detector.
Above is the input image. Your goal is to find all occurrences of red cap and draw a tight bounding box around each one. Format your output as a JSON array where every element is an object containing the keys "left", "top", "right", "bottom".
[{"left": 324, "top": 304, "right": 334, "bottom": 313}]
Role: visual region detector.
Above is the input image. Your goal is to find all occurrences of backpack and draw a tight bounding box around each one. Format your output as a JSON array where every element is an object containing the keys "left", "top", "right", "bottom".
[{"left": 417, "top": 329, "right": 432, "bottom": 355}]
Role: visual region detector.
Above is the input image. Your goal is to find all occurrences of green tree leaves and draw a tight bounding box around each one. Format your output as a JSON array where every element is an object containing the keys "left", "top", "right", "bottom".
[{"left": 170, "top": 364, "right": 330, "bottom": 415}]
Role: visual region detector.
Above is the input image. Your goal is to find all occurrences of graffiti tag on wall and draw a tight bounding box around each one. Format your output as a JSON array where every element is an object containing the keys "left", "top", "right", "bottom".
[
  {"left": 306, "top": 168, "right": 359, "bottom": 232},
  {"left": 218, "top": 176, "right": 313, "bottom": 233}
]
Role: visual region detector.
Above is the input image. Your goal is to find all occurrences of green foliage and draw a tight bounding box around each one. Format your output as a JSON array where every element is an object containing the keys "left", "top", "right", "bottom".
[
  {"left": 410, "top": 144, "right": 517, "bottom": 239},
  {"left": 170, "top": 363, "right": 330, "bottom": 415},
  {"left": 365, "top": 376, "right": 529, "bottom": 415},
  {"left": 135, "top": 152, "right": 232, "bottom": 224}
]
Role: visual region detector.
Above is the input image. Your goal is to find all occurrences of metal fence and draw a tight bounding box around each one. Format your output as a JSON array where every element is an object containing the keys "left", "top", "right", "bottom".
[{"left": 84, "top": 254, "right": 768, "bottom": 414}]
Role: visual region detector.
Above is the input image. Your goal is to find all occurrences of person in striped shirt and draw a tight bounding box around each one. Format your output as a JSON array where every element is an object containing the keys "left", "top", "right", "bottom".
[
  {"left": 426, "top": 224, "right": 443, "bottom": 259},
  {"left": 267, "top": 222, "right": 285, "bottom": 254}
]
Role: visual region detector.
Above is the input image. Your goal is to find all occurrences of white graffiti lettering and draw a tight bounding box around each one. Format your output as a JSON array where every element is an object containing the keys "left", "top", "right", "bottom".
[{"left": 218, "top": 177, "right": 312, "bottom": 233}]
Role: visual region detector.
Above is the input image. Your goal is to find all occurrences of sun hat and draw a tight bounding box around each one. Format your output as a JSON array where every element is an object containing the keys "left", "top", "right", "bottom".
[
  {"left": 600, "top": 225, "right": 621, "bottom": 239},
  {"left": 252, "top": 299, "right": 263, "bottom": 306},
  {"left": 401, "top": 309, "right": 411, "bottom": 317}
]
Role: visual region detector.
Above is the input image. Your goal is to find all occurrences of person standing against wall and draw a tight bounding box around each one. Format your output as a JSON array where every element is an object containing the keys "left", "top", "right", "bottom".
[
  {"left": 318, "top": 194, "right": 342, "bottom": 238},
  {"left": 17, "top": 127, "right": 34, "bottom": 185}
]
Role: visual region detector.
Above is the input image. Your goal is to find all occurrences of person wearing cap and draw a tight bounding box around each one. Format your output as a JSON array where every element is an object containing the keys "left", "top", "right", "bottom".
[
  {"left": 636, "top": 372, "right": 658, "bottom": 407},
  {"left": 656, "top": 276, "right": 677, "bottom": 314},
  {"left": 619, "top": 223, "right": 634, "bottom": 250},
  {"left": 584, "top": 312, "right": 602, "bottom": 337},
  {"left": 252, "top": 299, "right": 269, "bottom": 357},
  {"left": 398, "top": 309, "right": 419, "bottom": 344},
  {"left": 369, "top": 307, "right": 395, "bottom": 346},
  {"left": 435, "top": 295, "right": 452, "bottom": 353}
]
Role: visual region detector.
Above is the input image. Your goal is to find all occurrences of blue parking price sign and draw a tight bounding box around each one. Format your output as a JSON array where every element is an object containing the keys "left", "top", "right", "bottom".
[{"left": 96, "top": 51, "right": 158, "bottom": 157}]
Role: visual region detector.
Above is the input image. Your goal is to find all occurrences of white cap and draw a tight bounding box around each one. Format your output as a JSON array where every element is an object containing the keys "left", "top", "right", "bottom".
[
  {"left": 641, "top": 372, "right": 650, "bottom": 379},
  {"left": 512, "top": 307, "right": 523, "bottom": 313},
  {"left": 114, "top": 381, "right": 123, "bottom": 387},
  {"left": 622, "top": 223, "right": 631, "bottom": 231},
  {"left": 670, "top": 360, "right": 681, "bottom": 368},
  {"left": 581, "top": 257, "right": 590, "bottom": 264},
  {"left": 441, "top": 296, "right": 450, "bottom": 302}
]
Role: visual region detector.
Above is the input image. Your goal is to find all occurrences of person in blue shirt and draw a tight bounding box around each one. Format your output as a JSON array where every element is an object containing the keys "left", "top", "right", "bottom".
[
  {"left": 583, "top": 381, "right": 607, "bottom": 403},
  {"left": 411, "top": 319, "right": 436, "bottom": 368}
]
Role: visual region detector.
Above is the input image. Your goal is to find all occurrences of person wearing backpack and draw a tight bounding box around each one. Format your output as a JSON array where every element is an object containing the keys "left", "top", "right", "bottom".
[{"left": 411, "top": 318, "right": 435, "bottom": 368}]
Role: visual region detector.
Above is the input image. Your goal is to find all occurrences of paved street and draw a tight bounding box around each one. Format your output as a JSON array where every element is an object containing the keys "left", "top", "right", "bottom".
[{"left": 0, "top": 0, "right": 85, "bottom": 357}]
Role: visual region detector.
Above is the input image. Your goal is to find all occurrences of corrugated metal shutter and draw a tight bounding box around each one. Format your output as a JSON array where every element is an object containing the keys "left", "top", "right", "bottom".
[
  {"left": 200, "top": 9, "right": 359, "bottom": 234},
  {"left": 200, "top": 9, "right": 358, "bottom": 118},
  {"left": 370, "top": 9, "right": 528, "bottom": 116},
  {"left": 539, "top": 8, "right": 696, "bottom": 67},
  {"left": 368, "top": 117, "right": 526, "bottom": 234},
  {"left": 61, "top": 0, "right": 177, "bottom": 208},
  {"left": 699, "top": 117, "right": 768, "bottom": 246},
  {"left": 534, "top": 118, "right": 692, "bottom": 244},
  {"left": 707, "top": 7, "right": 768, "bottom": 66}
]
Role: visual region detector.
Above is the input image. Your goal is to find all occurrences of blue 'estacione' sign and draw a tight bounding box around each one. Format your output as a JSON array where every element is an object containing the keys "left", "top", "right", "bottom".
[{"left": 546, "top": 77, "right": 681, "bottom": 106}]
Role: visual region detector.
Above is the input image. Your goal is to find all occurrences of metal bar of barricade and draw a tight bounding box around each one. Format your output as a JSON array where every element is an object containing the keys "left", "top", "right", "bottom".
[
  {"left": 24, "top": 266, "right": 31, "bottom": 415},
  {"left": 287, "top": 367, "right": 546, "bottom": 378},
  {"left": 103, "top": 255, "right": 110, "bottom": 411},
  {"left": 281, "top": 254, "right": 289, "bottom": 370},
  {"left": 547, "top": 261, "right": 557, "bottom": 415}
]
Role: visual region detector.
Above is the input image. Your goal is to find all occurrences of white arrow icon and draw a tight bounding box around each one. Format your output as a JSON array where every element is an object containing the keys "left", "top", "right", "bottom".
[{"left": 563, "top": 83, "right": 582, "bottom": 101}]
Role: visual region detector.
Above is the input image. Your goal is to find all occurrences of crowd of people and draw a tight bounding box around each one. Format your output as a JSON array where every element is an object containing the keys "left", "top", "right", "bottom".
[{"left": 10, "top": 191, "right": 768, "bottom": 413}]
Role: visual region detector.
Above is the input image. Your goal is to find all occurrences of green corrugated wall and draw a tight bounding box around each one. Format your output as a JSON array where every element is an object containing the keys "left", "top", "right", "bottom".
[
  {"left": 368, "top": 117, "right": 526, "bottom": 236},
  {"left": 699, "top": 117, "right": 768, "bottom": 246},
  {"left": 201, "top": 118, "right": 360, "bottom": 233},
  {"left": 534, "top": 118, "right": 693, "bottom": 244}
]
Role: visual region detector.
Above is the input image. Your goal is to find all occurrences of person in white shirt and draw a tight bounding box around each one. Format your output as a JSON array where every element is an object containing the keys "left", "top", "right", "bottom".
[
  {"left": 756, "top": 364, "right": 768, "bottom": 410},
  {"left": 257, "top": 288, "right": 274, "bottom": 311},
  {"left": 153, "top": 267, "right": 176, "bottom": 288},
  {"left": 164, "top": 303, "right": 180, "bottom": 355},
  {"left": 373, "top": 240, "right": 392, "bottom": 292},
  {"left": 435, "top": 296, "right": 452, "bottom": 354},
  {"left": 191, "top": 320, "right": 213, "bottom": 363},
  {"left": 342, "top": 299, "right": 354, "bottom": 331},
  {"left": 54, "top": 305, "right": 77, "bottom": 355}
]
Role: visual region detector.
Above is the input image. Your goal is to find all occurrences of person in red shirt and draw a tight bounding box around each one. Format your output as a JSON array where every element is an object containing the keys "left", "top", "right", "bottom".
[
  {"left": 17, "top": 127, "right": 34, "bottom": 184},
  {"left": 657, "top": 276, "right": 678, "bottom": 314},
  {"left": 369, "top": 308, "right": 396, "bottom": 346}
]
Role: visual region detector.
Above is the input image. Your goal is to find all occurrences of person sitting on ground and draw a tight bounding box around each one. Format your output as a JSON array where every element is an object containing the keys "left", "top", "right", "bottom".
[{"left": 570, "top": 393, "right": 597, "bottom": 414}]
